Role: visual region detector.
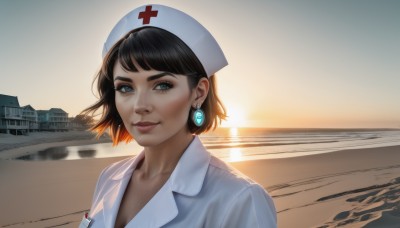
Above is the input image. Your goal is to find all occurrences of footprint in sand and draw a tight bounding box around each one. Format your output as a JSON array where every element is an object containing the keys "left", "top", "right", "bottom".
[
  {"left": 333, "top": 211, "right": 350, "bottom": 221},
  {"left": 317, "top": 177, "right": 400, "bottom": 227}
]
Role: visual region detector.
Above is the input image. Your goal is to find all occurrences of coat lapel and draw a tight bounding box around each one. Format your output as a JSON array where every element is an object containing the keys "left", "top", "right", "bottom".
[
  {"left": 101, "top": 152, "right": 145, "bottom": 227},
  {"left": 169, "top": 136, "right": 211, "bottom": 196},
  {"left": 125, "top": 178, "right": 178, "bottom": 227},
  {"left": 102, "top": 177, "right": 129, "bottom": 227}
]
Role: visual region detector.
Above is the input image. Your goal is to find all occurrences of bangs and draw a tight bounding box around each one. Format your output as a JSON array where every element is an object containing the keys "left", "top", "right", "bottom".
[{"left": 117, "top": 27, "right": 206, "bottom": 76}]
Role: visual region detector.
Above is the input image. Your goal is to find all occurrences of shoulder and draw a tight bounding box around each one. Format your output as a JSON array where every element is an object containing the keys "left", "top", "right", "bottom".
[
  {"left": 205, "top": 156, "right": 277, "bottom": 227},
  {"left": 98, "top": 156, "right": 134, "bottom": 180},
  {"left": 220, "top": 182, "right": 277, "bottom": 227},
  {"left": 207, "top": 155, "right": 258, "bottom": 189},
  {"left": 92, "top": 156, "right": 135, "bottom": 196},
  {"left": 204, "top": 155, "right": 272, "bottom": 200}
]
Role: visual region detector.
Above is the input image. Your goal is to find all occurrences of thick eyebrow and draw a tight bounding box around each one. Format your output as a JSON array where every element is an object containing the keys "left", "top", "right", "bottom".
[
  {"left": 114, "top": 76, "right": 132, "bottom": 82},
  {"left": 147, "top": 72, "right": 176, "bottom": 81},
  {"left": 113, "top": 72, "right": 176, "bottom": 82}
]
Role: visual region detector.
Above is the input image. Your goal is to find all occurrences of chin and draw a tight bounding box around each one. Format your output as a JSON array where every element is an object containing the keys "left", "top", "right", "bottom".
[{"left": 133, "top": 134, "right": 166, "bottom": 147}]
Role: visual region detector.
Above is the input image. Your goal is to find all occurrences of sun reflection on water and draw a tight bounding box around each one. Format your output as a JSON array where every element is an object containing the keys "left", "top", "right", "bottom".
[{"left": 230, "top": 127, "right": 238, "bottom": 137}]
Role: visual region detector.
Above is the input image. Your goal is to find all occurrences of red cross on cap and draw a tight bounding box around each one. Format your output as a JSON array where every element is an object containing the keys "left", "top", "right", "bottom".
[{"left": 138, "top": 5, "right": 158, "bottom": 25}]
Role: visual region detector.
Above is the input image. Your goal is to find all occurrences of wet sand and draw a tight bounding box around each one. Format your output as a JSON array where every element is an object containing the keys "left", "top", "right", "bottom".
[{"left": 0, "top": 131, "right": 111, "bottom": 160}]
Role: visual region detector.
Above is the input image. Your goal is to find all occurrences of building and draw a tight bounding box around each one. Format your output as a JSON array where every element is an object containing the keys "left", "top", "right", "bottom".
[
  {"left": 0, "top": 94, "right": 29, "bottom": 135},
  {"left": 0, "top": 94, "right": 70, "bottom": 134},
  {"left": 37, "top": 108, "right": 69, "bottom": 131},
  {"left": 22, "top": 105, "right": 39, "bottom": 132}
]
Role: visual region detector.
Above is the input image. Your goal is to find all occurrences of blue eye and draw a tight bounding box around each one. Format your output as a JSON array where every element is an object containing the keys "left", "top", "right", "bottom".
[
  {"left": 115, "top": 85, "right": 134, "bottom": 93},
  {"left": 154, "top": 82, "right": 173, "bottom": 91}
]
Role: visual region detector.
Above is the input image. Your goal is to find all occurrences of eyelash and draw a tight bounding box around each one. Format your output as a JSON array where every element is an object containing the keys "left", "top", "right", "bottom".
[
  {"left": 114, "top": 84, "right": 133, "bottom": 93},
  {"left": 154, "top": 81, "right": 174, "bottom": 92},
  {"left": 114, "top": 81, "right": 174, "bottom": 94}
]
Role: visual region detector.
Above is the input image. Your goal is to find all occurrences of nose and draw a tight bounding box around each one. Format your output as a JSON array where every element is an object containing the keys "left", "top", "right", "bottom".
[{"left": 133, "top": 90, "right": 152, "bottom": 115}]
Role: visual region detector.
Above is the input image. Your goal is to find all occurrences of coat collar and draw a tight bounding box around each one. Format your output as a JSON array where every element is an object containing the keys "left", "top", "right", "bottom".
[
  {"left": 169, "top": 135, "right": 211, "bottom": 196},
  {"left": 101, "top": 135, "right": 211, "bottom": 227}
]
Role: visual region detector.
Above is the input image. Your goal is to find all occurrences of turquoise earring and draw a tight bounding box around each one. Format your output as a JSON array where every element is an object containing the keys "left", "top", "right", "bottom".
[{"left": 192, "top": 104, "right": 205, "bottom": 127}]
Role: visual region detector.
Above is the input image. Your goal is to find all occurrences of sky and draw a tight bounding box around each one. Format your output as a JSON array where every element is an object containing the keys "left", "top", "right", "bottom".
[{"left": 0, "top": 0, "right": 399, "bottom": 128}]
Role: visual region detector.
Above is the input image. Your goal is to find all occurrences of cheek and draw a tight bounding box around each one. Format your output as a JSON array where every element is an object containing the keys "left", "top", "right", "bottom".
[
  {"left": 115, "top": 95, "right": 129, "bottom": 119},
  {"left": 158, "top": 87, "right": 192, "bottom": 122},
  {"left": 159, "top": 95, "right": 191, "bottom": 120}
]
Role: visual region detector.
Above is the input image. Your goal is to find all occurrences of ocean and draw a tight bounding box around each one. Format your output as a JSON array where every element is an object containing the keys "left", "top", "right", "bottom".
[{"left": 17, "top": 128, "right": 400, "bottom": 162}]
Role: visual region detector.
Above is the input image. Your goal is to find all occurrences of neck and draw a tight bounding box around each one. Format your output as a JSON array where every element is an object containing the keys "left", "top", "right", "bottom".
[{"left": 139, "top": 129, "right": 194, "bottom": 179}]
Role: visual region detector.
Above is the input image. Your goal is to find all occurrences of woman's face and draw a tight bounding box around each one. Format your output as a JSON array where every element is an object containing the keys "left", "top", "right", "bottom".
[{"left": 113, "top": 61, "right": 194, "bottom": 147}]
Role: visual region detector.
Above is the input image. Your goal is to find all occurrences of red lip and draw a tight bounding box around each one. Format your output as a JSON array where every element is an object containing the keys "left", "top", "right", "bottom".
[
  {"left": 132, "top": 121, "right": 159, "bottom": 133},
  {"left": 133, "top": 121, "right": 159, "bottom": 126}
]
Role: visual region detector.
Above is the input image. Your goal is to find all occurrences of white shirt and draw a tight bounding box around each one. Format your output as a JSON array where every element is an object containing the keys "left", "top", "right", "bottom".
[{"left": 87, "top": 136, "right": 277, "bottom": 227}]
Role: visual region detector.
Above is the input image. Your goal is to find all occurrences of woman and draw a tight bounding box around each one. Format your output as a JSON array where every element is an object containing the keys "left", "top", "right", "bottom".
[{"left": 81, "top": 4, "right": 276, "bottom": 228}]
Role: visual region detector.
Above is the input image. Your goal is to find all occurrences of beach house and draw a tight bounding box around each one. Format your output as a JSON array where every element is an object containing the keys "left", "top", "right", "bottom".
[
  {"left": 0, "top": 94, "right": 30, "bottom": 135},
  {"left": 22, "top": 105, "right": 39, "bottom": 132},
  {"left": 37, "top": 108, "right": 69, "bottom": 131}
]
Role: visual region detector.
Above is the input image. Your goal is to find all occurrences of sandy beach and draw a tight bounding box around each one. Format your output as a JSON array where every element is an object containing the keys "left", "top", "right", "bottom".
[{"left": 1, "top": 131, "right": 400, "bottom": 227}]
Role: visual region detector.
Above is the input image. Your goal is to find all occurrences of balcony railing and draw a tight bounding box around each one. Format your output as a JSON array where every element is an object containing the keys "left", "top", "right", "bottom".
[
  {"left": 0, "top": 125, "right": 29, "bottom": 130},
  {"left": 4, "top": 114, "right": 23, "bottom": 119}
]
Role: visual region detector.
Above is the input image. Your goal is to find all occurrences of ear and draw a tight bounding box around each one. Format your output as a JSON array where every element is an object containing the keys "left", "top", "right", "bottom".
[{"left": 191, "top": 78, "right": 209, "bottom": 107}]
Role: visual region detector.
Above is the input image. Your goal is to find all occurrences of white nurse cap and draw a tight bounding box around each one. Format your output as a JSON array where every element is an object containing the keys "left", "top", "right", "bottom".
[{"left": 102, "top": 4, "right": 228, "bottom": 77}]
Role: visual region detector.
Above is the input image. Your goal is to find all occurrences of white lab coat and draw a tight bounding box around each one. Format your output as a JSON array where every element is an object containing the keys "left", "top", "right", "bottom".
[{"left": 86, "top": 136, "right": 277, "bottom": 227}]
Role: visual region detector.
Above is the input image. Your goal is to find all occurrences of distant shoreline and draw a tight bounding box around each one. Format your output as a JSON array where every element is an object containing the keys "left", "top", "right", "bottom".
[{"left": 1, "top": 128, "right": 399, "bottom": 160}]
